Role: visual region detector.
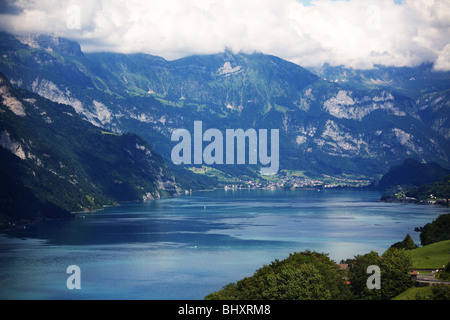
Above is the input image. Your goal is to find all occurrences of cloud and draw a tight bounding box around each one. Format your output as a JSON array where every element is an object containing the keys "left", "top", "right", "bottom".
[
  {"left": 434, "top": 44, "right": 450, "bottom": 71},
  {"left": 0, "top": 0, "right": 449, "bottom": 70},
  {"left": 0, "top": 0, "right": 23, "bottom": 15}
]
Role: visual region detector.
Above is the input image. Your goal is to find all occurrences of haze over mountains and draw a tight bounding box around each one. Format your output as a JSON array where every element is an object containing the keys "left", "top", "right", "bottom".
[{"left": 1, "top": 32, "right": 449, "bottom": 180}]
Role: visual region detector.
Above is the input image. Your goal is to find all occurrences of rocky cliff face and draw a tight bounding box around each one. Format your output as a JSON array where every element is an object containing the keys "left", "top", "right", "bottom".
[
  {"left": 15, "top": 33, "right": 84, "bottom": 57},
  {"left": 417, "top": 89, "right": 450, "bottom": 140},
  {"left": 0, "top": 32, "right": 449, "bottom": 178},
  {"left": 0, "top": 72, "right": 181, "bottom": 224}
]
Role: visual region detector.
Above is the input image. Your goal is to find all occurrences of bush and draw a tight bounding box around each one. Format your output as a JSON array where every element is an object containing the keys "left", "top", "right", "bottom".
[
  {"left": 436, "top": 262, "right": 450, "bottom": 281},
  {"left": 205, "top": 250, "right": 352, "bottom": 300},
  {"left": 348, "top": 248, "right": 413, "bottom": 300},
  {"left": 390, "top": 234, "right": 418, "bottom": 250},
  {"left": 431, "top": 284, "right": 450, "bottom": 300}
]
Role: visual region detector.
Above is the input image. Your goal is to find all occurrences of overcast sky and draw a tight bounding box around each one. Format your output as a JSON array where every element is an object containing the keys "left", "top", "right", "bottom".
[{"left": 1, "top": 0, "right": 449, "bottom": 70}]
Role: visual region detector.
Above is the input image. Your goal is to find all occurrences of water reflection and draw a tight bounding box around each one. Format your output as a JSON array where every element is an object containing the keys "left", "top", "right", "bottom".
[{"left": 0, "top": 189, "right": 447, "bottom": 299}]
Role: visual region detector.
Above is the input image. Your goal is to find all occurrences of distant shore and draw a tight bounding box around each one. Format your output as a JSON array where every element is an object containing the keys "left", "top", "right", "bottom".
[{"left": 380, "top": 196, "right": 449, "bottom": 206}]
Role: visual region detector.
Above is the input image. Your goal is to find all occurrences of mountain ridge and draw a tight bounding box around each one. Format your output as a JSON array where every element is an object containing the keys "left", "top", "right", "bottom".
[
  {"left": 377, "top": 158, "right": 450, "bottom": 190},
  {"left": 0, "top": 72, "right": 183, "bottom": 228},
  {"left": 1, "top": 32, "right": 449, "bottom": 180}
]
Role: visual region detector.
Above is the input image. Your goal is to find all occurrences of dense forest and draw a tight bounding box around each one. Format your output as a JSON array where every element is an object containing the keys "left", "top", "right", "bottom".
[{"left": 419, "top": 213, "right": 450, "bottom": 246}]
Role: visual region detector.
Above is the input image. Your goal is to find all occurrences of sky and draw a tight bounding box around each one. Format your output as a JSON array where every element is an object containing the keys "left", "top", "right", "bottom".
[{"left": 0, "top": 0, "right": 449, "bottom": 70}]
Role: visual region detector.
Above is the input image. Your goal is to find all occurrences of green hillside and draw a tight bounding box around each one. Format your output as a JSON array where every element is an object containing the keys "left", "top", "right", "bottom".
[
  {"left": 392, "top": 286, "right": 434, "bottom": 300},
  {"left": 410, "top": 240, "right": 450, "bottom": 269},
  {"left": 2, "top": 32, "right": 450, "bottom": 179},
  {"left": 406, "top": 175, "right": 450, "bottom": 201},
  {"left": 393, "top": 240, "right": 450, "bottom": 300},
  {"left": 377, "top": 158, "right": 450, "bottom": 190},
  {"left": 0, "top": 72, "right": 181, "bottom": 228}
]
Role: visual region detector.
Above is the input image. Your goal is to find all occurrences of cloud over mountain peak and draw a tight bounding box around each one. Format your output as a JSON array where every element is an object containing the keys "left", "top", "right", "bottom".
[{"left": 1, "top": 0, "right": 449, "bottom": 70}]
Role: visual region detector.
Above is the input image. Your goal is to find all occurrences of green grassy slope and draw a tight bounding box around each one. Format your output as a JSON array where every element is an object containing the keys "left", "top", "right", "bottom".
[
  {"left": 410, "top": 240, "right": 450, "bottom": 269},
  {"left": 393, "top": 240, "right": 450, "bottom": 300},
  {"left": 392, "top": 286, "right": 434, "bottom": 300}
]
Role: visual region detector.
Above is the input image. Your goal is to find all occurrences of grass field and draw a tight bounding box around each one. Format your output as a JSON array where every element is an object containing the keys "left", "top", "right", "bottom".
[
  {"left": 410, "top": 240, "right": 450, "bottom": 269},
  {"left": 392, "top": 286, "right": 434, "bottom": 300},
  {"left": 280, "top": 169, "right": 307, "bottom": 177},
  {"left": 393, "top": 240, "right": 450, "bottom": 300},
  {"left": 187, "top": 165, "right": 243, "bottom": 183}
]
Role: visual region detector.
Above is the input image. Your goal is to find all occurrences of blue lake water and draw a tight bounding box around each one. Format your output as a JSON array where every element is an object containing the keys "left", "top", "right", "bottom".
[{"left": 0, "top": 189, "right": 448, "bottom": 300}]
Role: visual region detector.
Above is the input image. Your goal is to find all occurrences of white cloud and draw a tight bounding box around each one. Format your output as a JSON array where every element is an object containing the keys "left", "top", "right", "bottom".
[
  {"left": 434, "top": 44, "right": 450, "bottom": 71},
  {"left": 1, "top": 0, "right": 449, "bottom": 70}
]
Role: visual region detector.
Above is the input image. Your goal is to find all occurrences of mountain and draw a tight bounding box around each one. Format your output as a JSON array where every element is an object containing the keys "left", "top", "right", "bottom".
[
  {"left": 1, "top": 32, "right": 449, "bottom": 180},
  {"left": 308, "top": 63, "right": 450, "bottom": 143},
  {"left": 377, "top": 158, "right": 450, "bottom": 190},
  {"left": 308, "top": 63, "right": 450, "bottom": 99},
  {"left": 416, "top": 88, "right": 450, "bottom": 140},
  {"left": 0, "top": 72, "right": 181, "bottom": 228}
]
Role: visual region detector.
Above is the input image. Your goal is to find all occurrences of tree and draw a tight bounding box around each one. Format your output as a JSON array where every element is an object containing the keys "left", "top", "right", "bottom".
[
  {"left": 431, "top": 284, "right": 450, "bottom": 300},
  {"left": 390, "top": 234, "right": 418, "bottom": 250},
  {"left": 205, "top": 251, "right": 352, "bottom": 300},
  {"left": 262, "top": 263, "right": 331, "bottom": 300},
  {"left": 420, "top": 213, "right": 450, "bottom": 246},
  {"left": 380, "top": 248, "right": 413, "bottom": 299},
  {"left": 348, "top": 248, "right": 412, "bottom": 300},
  {"left": 436, "top": 261, "right": 450, "bottom": 281},
  {"left": 348, "top": 251, "right": 383, "bottom": 300}
]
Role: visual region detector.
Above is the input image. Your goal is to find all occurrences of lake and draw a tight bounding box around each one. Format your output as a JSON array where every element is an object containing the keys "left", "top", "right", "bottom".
[{"left": 0, "top": 189, "right": 447, "bottom": 300}]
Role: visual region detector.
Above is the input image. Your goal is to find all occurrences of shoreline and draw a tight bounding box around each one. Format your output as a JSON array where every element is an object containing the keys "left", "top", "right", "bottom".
[
  {"left": 2, "top": 188, "right": 446, "bottom": 233},
  {"left": 380, "top": 197, "right": 450, "bottom": 207}
]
